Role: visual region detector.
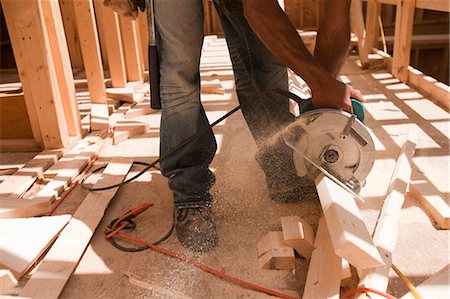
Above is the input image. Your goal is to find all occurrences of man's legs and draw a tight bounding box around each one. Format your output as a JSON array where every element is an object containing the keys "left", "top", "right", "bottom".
[
  {"left": 214, "top": 0, "right": 315, "bottom": 201},
  {"left": 155, "top": 0, "right": 218, "bottom": 250}
]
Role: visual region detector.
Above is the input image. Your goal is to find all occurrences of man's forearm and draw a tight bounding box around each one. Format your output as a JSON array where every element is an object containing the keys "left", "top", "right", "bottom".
[
  {"left": 314, "top": 0, "right": 352, "bottom": 78},
  {"left": 242, "top": 0, "right": 335, "bottom": 92}
]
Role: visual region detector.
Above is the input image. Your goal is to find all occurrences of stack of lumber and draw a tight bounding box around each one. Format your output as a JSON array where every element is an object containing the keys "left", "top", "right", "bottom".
[{"left": 0, "top": 157, "right": 134, "bottom": 298}]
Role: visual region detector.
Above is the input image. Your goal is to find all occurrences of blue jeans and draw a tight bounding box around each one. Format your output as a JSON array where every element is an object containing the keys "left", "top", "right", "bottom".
[{"left": 155, "top": 0, "right": 295, "bottom": 208}]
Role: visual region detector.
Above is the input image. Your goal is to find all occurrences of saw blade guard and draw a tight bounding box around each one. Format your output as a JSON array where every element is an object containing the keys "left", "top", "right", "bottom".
[{"left": 283, "top": 109, "right": 376, "bottom": 193}]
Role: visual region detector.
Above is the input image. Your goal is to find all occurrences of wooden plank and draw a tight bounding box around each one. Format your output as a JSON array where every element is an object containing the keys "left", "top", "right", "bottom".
[
  {"left": 365, "top": 0, "right": 380, "bottom": 51},
  {"left": 0, "top": 198, "right": 52, "bottom": 219},
  {"left": 415, "top": 0, "right": 450, "bottom": 12},
  {"left": 315, "top": 174, "right": 384, "bottom": 269},
  {"left": 113, "top": 120, "right": 149, "bottom": 145},
  {"left": 124, "top": 100, "right": 156, "bottom": 119},
  {"left": 1, "top": 0, "right": 70, "bottom": 149},
  {"left": 303, "top": 217, "right": 342, "bottom": 299},
  {"left": 106, "top": 87, "right": 145, "bottom": 103},
  {"left": 409, "top": 180, "right": 450, "bottom": 230},
  {"left": 72, "top": 0, "right": 109, "bottom": 128},
  {"left": 0, "top": 93, "right": 33, "bottom": 139},
  {"left": 137, "top": 11, "right": 149, "bottom": 71},
  {"left": 350, "top": 0, "right": 370, "bottom": 68},
  {"left": 41, "top": 0, "right": 82, "bottom": 137},
  {"left": 35, "top": 139, "right": 105, "bottom": 203},
  {"left": 92, "top": 0, "right": 109, "bottom": 68},
  {"left": 59, "top": 0, "right": 84, "bottom": 69},
  {"left": 0, "top": 269, "right": 18, "bottom": 293},
  {"left": 201, "top": 78, "right": 225, "bottom": 95},
  {"left": 20, "top": 158, "right": 134, "bottom": 299},
  {"left": 0, "top": 215, "right": 71, "bottom": 276},
  {"left": 400, "top": 264, "right": 450, "bottom": 299},
  {"left": 98, "top": 2, "right": 127, "bottom": 87},
  {"left": 392, "top": 0, "right": 416, "bottom": 81},
  {"left": 280, "top": 216, "right": 314, "bottom": 259},
  {"left": 119, "top": 16, "right": 145, "bottom": 82},
  {"left": 0, "top": 149, "right": 63, "bottom": 198},
  {"left": 357, "top": 133, "right": 417, "bottom": 297},
  {"left": 0, "top": 139, "right": 42, "bottom": 153}
]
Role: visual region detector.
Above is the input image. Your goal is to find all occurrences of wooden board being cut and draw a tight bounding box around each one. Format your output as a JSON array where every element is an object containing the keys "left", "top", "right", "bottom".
[
  {"left": 0, "top": 215, "right": 71, "bottom": 276},
  {"left": 315, "top": 174, "right": 384, "bottom": 269},
  {"left": 20, "top": 158, "right": 133, "bottom": 299},
  {"left": 0, "top": 269, "right": 18, "bottom": 294}
]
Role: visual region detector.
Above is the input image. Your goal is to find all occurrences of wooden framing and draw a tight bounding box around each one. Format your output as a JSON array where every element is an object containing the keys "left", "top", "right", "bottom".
[
  {"left": 59, "top": 0, "right": 84, "bottom": 69},
  {"left": 72, "top": 0, "right": 109, "bottom": 130},
  {"left": 1, "top": 0, "right": 70, "bottom": 149},
  {"left": 99, "top": 5, "right": 127, "bottom": 88},
  {"left": 41, "top": 0, "right": 82, "bottom": 137},
  {"left": 138, "top": 11, "right": 149, "bottom": 71},
  {"left": 365, "top": 0, "right": 381, "bottom": 51},
  {"left": 119, "top": 16, "right": 145, "bottom": 82},
  {"left": 351, "top": 0, "right": 370, "bottom": 68},
  {"left": 20, "top": 158, "right": 133, "bottom": 299},
  {"left": 392, "top": 0, "right": 416, "bottom": 81}
]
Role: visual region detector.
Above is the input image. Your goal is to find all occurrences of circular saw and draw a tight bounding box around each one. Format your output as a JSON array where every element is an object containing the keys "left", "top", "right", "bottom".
[{"left": 283, "top": 99, "right": 375, "bottom": 197}]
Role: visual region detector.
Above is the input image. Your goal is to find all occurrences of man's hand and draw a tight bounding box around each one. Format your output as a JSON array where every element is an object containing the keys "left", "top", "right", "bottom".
[{"left": 312, "top": 79, "right": 365, "bottom": 114}]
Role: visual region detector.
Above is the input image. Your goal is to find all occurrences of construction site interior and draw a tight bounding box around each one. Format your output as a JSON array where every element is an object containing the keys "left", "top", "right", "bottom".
[{"left": 0, "top": 0, "right": 449, "bottom": 298}]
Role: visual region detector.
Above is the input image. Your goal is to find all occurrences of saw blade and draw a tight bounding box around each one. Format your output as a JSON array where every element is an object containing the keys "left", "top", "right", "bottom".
[{"left": 287, "top": 141, "right": 366, "bottom": 203}]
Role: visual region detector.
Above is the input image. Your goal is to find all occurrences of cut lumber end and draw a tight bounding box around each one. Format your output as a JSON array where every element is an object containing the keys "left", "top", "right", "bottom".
[
  {"left": 258, "top": 248, "right": 295, "bottom": 270},
  {"left": 113, "top": 120, "right": 149, "bottom": 145},
  {"left": 280, "top": 216, "right": 315, "bottom": 259},
  {"left": 257, "top": 231, "right": 287, "bottom": 257}
]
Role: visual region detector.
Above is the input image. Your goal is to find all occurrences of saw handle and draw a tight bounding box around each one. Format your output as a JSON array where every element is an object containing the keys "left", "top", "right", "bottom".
[{"left": 299, "top": 98, "right": 366, "bottom": 122}]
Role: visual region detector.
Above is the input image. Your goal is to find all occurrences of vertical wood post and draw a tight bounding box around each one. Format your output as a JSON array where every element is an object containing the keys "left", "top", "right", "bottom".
[
  {"left": 59, "top": 0, "right": 84, "bottom": 69},
  {"left": 1, "top": 0, "right": 69, "bottom": 149},
  {"left": 366, "top": 0, "right": 381, "bottom": 51},
  {"left": 351, "top": 0, "right": 370, "bottom": 68},
  {"left": 119, "top": 16, "right": 145, "bottom": 82},
  {"left": 392, "top": 0, "right": 416, "bottom": 81},
  {"left": 99, "top": 3, "right": 127, "bottom": 87},
  {"left": 42, "top": 0, "right": 82, "bottom": 137},
  {"left": 138, "top": 12, "right": 149, "bottom": 71},
  {"left": 72, "top": 0, "right": 109, "bottom": 130}
]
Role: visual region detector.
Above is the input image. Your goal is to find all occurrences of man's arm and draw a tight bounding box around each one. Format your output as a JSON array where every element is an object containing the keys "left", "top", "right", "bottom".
[
  {"left": 315, "top": 0, "right": 351, "bottom": 78},
  {"left": 242, "top": 0, "right": 362, "bottom": 113}
]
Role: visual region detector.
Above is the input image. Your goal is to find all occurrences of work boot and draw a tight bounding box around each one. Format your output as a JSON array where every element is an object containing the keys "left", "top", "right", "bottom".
[{"left": 175, "top": 206, "right": 218, "bottom": 251}]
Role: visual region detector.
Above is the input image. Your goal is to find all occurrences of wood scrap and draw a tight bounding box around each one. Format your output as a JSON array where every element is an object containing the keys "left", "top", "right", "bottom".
[
  {"left": 106, "top": 87, "right": 145, "bottom": 103},
  {"left": 315, "top": 173, "right": 384, "bottom": 269},
  {"left": 357, "top": 133, "right": 417, "bottom": 297},
  {"left": 0, "top": 168, "right": 19, "bottom": 176},
  {"left": 0, "top": 215, "right": 71, "bottom": 276},
  {"left": 257, "top": 231, "right": 286, "bottom": 256},
  {"left": 0, "top": 150, "right": 64, "bottom": 198},
  {"left": 303, "top": 217, "right": 342, "bottom": 299},
  {"left": 0, "top": 269, "right": 18, "bottom": 294},
  {"left": 201, "top": 78, "right": 225, "bottom": 95},
  {"left": 400, "top": 264, "right": 449, "bottom": 299},
  {"left": 90, "top": 103, "right": 110, "bottom": 131},
  {"left": 258, "top": 248, "right": 295, "bottom": 270},
  {"left": 124, "top": 271, "right": 192, "bottom": 299},
  {"left": 113, "top": 120, "right": 149, "bottom": 145},
  {"left": 124, "top": 100, "right": 156, "bottom": 119},
  {"left": 257, "top": 231, "right": 295, "bottom": 270},
  {"left": 280, "top": 216, "right": 314, "bottom": 259},
  {"left": 20, "top": 158, "right": 133, "bottom": 299},
  {"left": 0, "top": 198, "right": 52, "bottom": 219}
]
